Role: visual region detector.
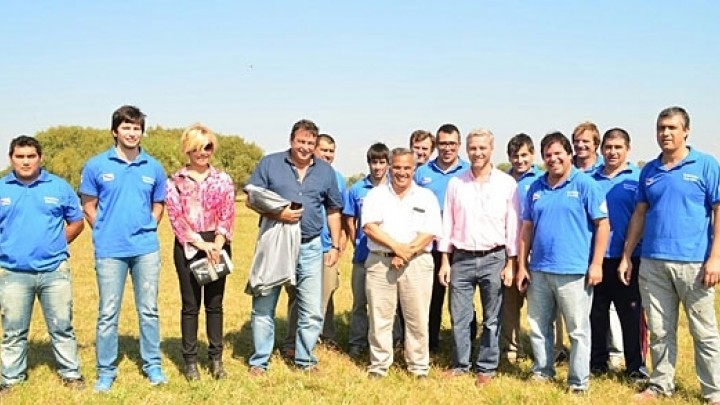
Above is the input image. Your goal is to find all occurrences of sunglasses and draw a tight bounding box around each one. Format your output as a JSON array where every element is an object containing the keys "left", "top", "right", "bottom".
[{"left": 197, "top": 143, "right": 214, "bottom": 152}]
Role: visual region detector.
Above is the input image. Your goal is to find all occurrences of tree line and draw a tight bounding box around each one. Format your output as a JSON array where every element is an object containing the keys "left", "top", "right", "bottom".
[{"left": 3, "top": 126, "right": 264, "bottom": 191}]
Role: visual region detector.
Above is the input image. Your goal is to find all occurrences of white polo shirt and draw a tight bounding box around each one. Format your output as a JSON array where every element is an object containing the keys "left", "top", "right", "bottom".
[{"left": 361, "top": 182, "right": 442, "bottom": 253}]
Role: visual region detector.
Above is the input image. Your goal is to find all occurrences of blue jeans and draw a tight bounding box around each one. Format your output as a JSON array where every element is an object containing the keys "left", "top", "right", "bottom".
[
  {"left": 249, "top": 237, "right": 323, "bottom": 370},
  {"left": 0, "top": 262, "right": 81, "bottom": 385},
  {"left": 95, "top": 251, "right": 162, "bottom": 378},
  {"left": 527, "top": 271, "right": 592, "bottom": 391},
  {"left": 449, "top": 250, "right": 505, "bottom": 374}
]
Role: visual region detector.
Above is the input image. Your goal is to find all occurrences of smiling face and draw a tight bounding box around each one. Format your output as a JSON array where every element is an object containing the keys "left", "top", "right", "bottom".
[
  {"left": 436, "top": 131, "right": 460, "bottom": 168},
  {"left": 368, "top": 158, "right": 388, "bottom": 182},
  {"left": 601, "top": 136, "right": 630, "bottom": 171},
  {"left": 572, "top": 129, "right": 598, "bottom": 160},
  {"left": 509, "top": 144, "right": 534, "bottom": 175},
  {"left": 656, "top": 113, "right": 689, "bottom": 155},
  {"left": 390, "top": 152, "right": 415, "bottom": 193},
  {"left": 543, "top": 141, "right": 572, "bottom": 182},
  {"left": 412, "top": 138, "right": 433, "bottom": 165},
  {"left": 467, "top": 135, "right": 493, "bottom": 172},
  {"left": 290, "top": 129, "right": 317, "bottom": 166},
  {"left": 11, "top": 145, "right": 43, "bottom": 183},
  {"left": 187, "top": 139, "right": 214, "bottom": 168},
  {"left": 113, "top": 121, "right": 143, "bottom": 150},
  {"left": 314, "top": 138, "right": 336, "bottom": 164}
]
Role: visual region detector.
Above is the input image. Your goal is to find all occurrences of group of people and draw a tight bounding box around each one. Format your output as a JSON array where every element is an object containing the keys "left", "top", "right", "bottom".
[{"left": 1, "top": 105, "right": 719, "bottom": 404}]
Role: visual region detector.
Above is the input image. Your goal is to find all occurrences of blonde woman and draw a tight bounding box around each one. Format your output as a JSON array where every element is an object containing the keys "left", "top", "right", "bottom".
[{"left": 166, "top": 124, "right": 235, "bottom": 381}]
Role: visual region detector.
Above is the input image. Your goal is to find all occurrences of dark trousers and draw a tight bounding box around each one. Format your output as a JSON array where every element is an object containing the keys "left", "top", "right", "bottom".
[
  {"left": 429, "top": 250, "right": 476, "bottom": 351},
  {"left": 590, "top": 257, "right": 645, "bottom": 373},
  {"left": 173, "top": 232, "right": 230, "bottom": 363}
]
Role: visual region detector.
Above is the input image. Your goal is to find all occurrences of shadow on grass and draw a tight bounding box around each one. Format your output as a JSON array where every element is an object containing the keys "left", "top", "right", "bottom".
[{"left": 161, "top": 337, "right": 210, "bottom": 373}]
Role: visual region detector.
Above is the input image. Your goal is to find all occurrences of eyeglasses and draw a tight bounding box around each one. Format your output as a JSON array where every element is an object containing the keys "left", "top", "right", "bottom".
[{"left": 438, "top": 141, "right": 459, "bottom": 148}]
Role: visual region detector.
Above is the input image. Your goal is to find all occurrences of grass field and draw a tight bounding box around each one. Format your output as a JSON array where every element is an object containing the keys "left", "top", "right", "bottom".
[{"left": 2, "top": 202, "right": 717, "bottom": 404}]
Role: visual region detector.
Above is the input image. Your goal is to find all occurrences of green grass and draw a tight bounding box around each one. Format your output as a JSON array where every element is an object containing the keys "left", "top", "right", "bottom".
[{"left": 3, "top": 203, "right": 717, "bottom": 404}]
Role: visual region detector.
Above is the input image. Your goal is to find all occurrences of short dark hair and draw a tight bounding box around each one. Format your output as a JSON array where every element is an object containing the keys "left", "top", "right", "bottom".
[
  {"left": 290, "top": 119, "right": 319, "bottom": 140},
  {"left": 657, "top": 106, "right": 690, "bottom": 130},
  {"left": 317, "top": 133, "right": 335, "bottom": 145},
  {"left": 9, "top": 135, "right": 42, "bottom": 157},
  {"left": 506, "top": 133, "right": 534, "bottom": 157},
  {"left": 112, "top": 105, "right": 146, "bottom": 133},
  {"left": 366, "top": 142, "right": 390, "bottom": 163},
  {"left": 409, "top": 130, "right": 435, "bottom": 149},
  {"left": 601, "top": 127, "right": 631, "bottom": 148},
  {"left": 540, "top": 131, "right": 573, "bottom": 156},
  {"left": 436, "top": 123, "right": 460, "bottom": 137}
]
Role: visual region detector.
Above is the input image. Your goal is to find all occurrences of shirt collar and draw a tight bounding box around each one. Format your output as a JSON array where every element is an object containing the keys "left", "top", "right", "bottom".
[
  {"left": 107, "top": 146, "right": 149, "bottom": 164},
  {"left": 593, "top": 162, "right": 636, "bottom": 179},
  {"left": 540, "top": 166, "right": 579, "bottom": 188},
  {"left": 284, "top": 149, "right": 315, "bottom": 168},
  {"left": 509, "top": 164, "right": 542, "bottom": 181},
  {"left": 429, "top": 158, "right": 468, "bottom": 174},
  {"left": 5, "top": 168, "right": 50, "bottom": 186}
]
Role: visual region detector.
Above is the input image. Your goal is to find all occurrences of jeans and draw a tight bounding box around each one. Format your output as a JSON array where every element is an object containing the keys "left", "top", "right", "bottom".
[
  {"left": 249, "top": 237, "right": 323, "bottom": 370},
  {"left": 0, "top": 262, "right": 81, "bottom": 385},
  {"left": 173, "top": 235, "right": 229, "bottom": 362},
  {"left": 590, "top": 257, "right": 645, "bottom": 374},
  {"left": 639, "top": 259, "right": 720, "bottom": 403},
  {"left": 95, "top": 251, "right": 162, "bottom": 378},
  {"left": 449, "top": 250, "right": 505, "bottom": 374},
  {"left": 527, "top": 271, "right": 592, "bottom": 391}
]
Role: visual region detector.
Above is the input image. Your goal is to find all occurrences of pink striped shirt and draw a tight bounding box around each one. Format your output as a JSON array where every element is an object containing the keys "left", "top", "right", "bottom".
[
  {"left": 166, "top": 166, "right": 235, "bottom": 258},
  {"left": 438, "top": 167, "right": 520, "bottom": 256}
]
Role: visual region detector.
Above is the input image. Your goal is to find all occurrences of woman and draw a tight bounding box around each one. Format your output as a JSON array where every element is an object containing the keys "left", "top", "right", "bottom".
[{"left": 166, "top": 124, "right": 235, "bottom": 381}]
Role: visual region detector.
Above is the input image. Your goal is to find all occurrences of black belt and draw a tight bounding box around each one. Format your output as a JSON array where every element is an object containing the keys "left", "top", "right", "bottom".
[
  {"left": 301, "top": 235, "right": 319, "bottom": 244},
  {"left": 370, "top": 251, "right": 396, "bottom": 258},
  {"left": 455, "top": 245, "right": 505, "bottom": 257}
]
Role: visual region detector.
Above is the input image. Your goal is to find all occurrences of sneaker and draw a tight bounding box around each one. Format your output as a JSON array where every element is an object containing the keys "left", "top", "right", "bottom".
[
  {"left": 61, "top": 376, "right": 86, "bottom": 390},
  {"left": 348, "top": 346, "right": 365, "bottom": 360},
  {"left": 443, "top": 368, "right": 469, "bottom": 378},
  {"left": 591, "top": 366, "right": 609, "bottom": 376},
  {"left": 147, "top": 368, "right": 168, "bottom": 386},
  {"left": 627, "top": 369, "right": 649, "bottom": 384},
  {"left": 94, "top": 376, "right": 115, "bottom": 393},
  {"left": 531, "top": 372, "right": 553, "bottom": 383},
  {"left": 569, "top": 387, "right": 588, "bottom": 396}
]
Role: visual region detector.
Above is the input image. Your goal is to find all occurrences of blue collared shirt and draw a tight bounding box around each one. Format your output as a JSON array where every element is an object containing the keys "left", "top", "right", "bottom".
[
  {"left": 636, "top": 147, "right": 720, "bottom": 262},
  {"left": 413, "top": 158, "right": 470, "bottom": 210},
  {"left": 320, "top": 170, "right": 346, "bottom": 252},
  {"left": 343, "top": 175, "right": 378, "bottom": 263},
  {"left": 509, "top": 165, "right": 544, "bottom": 217},
  {"left": 79, "top": 147, "right": 167, "bottom": 258},
  {"left": 0, "top": 170, "right": 83, "bottom": 271},
  {"left": 524, "top": 167, "right": 608, "bottom": 274},
  {"left": 573, "top": 154, "right": 604, "bottom": 173},
  {"left": 592, "top": 163, "right": 641, "bottom": 258},
  {"left": 247, "top": 150, "right": 343, "bottom": 240}
]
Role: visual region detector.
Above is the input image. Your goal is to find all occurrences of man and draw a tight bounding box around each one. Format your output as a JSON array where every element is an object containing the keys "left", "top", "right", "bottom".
[
  {"left": 619, "top": 107, "right": 720, "bottom": 404},
  {"left": 246, "top": 119, "right": 343, "bottom": 374},
  {"left": 80, "top": 105, "right": 168, "bottom": 392},
  {"left": 284, "top": 134, "right": 346, "bottom": 353},
  {"left": 438, "top": 129, "right": 520, "bottom": 387},
  {"left": 501, "top": 133, "right": 544, "bottom": 363},
  {"left": 344, "top": 142, "right": 391, "bottom": 358},
  {"left": 362, "top": 148, "right": 442, "bottom": 378},
  {"left": 414, "top": 123, "right": 470, "bottom": 353},
  {"left": 410, "top": 129, "right": 435, "bottom": 166},
  {"left": 572, "top": 121, "right": 604, "bottom": 173},
  {"left": 516, "top": 132, "right": 609, "bottom": 394},
  {"left": 0, "top": 136, "right": 86, "bottom": 394},
  {"left": 590, "top": 128, "right": 647, "bottom": 380}
]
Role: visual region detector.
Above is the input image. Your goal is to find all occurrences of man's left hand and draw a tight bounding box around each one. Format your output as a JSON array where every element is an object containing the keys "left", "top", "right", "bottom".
[
  {"left": 702, "top": 256, "right": 720, "bottom": 288},
  {"left": 325, "top": 249, "right": 339, "bottom": 267},
  {"left": 586, "top": 263, "right": 603, "bottom": 287}
]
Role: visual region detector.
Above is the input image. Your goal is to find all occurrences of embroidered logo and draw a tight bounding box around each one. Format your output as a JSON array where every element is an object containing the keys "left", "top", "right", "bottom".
[
  {"left": 419, "top": 177, "right": 432, "bottom": 186},
  {"left": 44, "top": 197, "right": 60, "bottom": 204},
  {"left": 0, "top": 197, "right": 10, "bottom": 206},
  {"left": 141, "top": 176, "right": 155, "bottom": 185},
  {"left": 566, "top": 190, "right": 580, "bottom": 198},
  {"left": 532, "top": 192, "right": 541, "bottom": 201},
  {"left": 623, "top": 183, "right": 638, "bottom": 192},
  {"left": 683, "top": 173, "right": 699, "bottom": 182},
  {"left": 102, "top": 173, "right": 115, "bottom": 182}
]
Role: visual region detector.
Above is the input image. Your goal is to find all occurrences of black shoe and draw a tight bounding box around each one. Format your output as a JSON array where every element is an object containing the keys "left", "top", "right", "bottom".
[
  {"left": 61, "top": 376, "right": 86, "bottom": 390},
  {"left": 184, "top": 362, "right": 201, "bottom": 381},
  {"left": 210, "top": 359, "right": 227, "bottom": 380}
]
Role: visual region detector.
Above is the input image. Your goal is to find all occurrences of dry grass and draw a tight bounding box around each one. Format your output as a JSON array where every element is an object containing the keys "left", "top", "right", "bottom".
[{"left": 2, "top": 203, "right": 716, "bottom": 404}]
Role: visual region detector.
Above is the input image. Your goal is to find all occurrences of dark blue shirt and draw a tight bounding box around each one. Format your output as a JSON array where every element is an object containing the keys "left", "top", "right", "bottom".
[
  {"left": 0, "top": 170, "right": 83, "bottom": 271},
  {"left": 248, "top": 150, "right": 343, "bottom": 239},
  {"left": 592, "top": 163, "right": 641, "bottom": 258}
]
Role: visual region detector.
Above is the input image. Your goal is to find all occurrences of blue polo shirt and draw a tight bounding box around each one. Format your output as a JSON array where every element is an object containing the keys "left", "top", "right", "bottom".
[
  {"left": 414, "top": 158, "right": 470, "bottom": 210},
  {"left": 636, "top": 147, "right": 720, "bottom": 262},
  {"left": 79, "top": 147, "right": 167, "bottom": 258},
  {"left": 524, "top": 167, "right": 608, "bottom": 274},
  {"left": 592, "top": 163, "right": 641, "bottom": 258},
  {"left": 344, "top": 175, "right": 379, "bottom": 263},
  {"left": 509, "top": 165, "right": 544, "bottom": 217},
  {"left": 320, "top": 170, "right": 346, "bottom": 252},
  {"left": 573, "top": 154, "right": 604, "bottom": 173},
  {"left": 248, "top": 150, "right": 343, "bottom": 240},
  {"left": 0, "top": 170, "right": 83, "bottom": 271}
]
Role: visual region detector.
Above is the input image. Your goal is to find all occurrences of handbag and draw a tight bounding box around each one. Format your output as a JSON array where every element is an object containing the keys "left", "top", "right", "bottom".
[{"left": 190, "top": 249, "right": 233, "bottom": 286}]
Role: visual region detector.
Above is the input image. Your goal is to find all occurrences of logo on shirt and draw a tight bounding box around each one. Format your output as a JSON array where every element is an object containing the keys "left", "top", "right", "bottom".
[
  {"left": 532, "top": 192, "right": 541, "bottom": 201},
  {"left": 419, "top": 177, "right": 432, "bottom": 185},
  {"left": 599, "top": 201, "right": 608, "bottom": 214},
  {"left": 623, "top": 184, "right": 638, "bottom": 192},
  {"left": 566, "top": 190, "right": 579, "bottom": 199},
  {"left": 683, "top": 173, "right": 699, "bottom": 183},
  {"left": 141, "top": 176, "right": 155, "bottom": 185},
  {"left": 0, "top": 197, "right": 10, "bottom": 206},
  {"left": 101, "top": 173, "right": 115, "bottom": 182},
  {"left": 44, "top": 196, "right": 60, "bottom": 205}
]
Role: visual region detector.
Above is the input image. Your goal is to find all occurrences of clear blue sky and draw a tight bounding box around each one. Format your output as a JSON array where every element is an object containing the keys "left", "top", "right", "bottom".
[{"left": 2, "top": 1, "right": 719, "bottom": 176}]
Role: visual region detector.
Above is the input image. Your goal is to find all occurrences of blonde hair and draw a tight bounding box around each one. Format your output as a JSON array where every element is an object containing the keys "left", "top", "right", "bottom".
[
  {"left": 181, "top": 123, "right": 218, "bottom": 154},
  {"left": 466, "top": 128, "right": 494, "bottom": 146},
  {"left": 571, "top": 121, "right": 600, "bottom": 146}
]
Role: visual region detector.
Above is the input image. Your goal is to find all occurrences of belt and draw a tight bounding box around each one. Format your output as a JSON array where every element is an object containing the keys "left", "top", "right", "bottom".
[
  {"left": 455, "top": 245, "right": 505, "bottom": 257},
  {"left": 370, "top": 251, "right": 396, "bottom": 258},
  {"left": 301, "top": 235, "right": 319, "bottom": 244}
]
